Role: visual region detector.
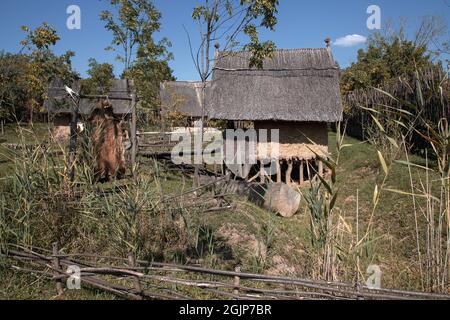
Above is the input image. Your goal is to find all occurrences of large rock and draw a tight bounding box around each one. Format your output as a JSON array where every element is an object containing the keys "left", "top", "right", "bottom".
[{"left": 262, "top": 183, "right": 301, "bottom": 218}]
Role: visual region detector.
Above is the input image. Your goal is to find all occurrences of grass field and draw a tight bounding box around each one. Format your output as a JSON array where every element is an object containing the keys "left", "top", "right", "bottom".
[{"left": 0, "top": 123, "right": 443, "bottom": 298}]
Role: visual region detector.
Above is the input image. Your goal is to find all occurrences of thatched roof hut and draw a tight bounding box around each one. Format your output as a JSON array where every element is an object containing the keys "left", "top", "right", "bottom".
[
  {"left": 45, "top": 79, "right": 134, "bottom": 116},
  {"left": 45, "top": 79, "right": 134, "bottom": 141},
  {"left": 208, "top": 46, "right": 344, "bottom": 185},
  {"left": 160, "top": 81, "right": 210, "bottom": 119},
  {"left": 208, "top": 48, "right": 343, "bottom": 122}
]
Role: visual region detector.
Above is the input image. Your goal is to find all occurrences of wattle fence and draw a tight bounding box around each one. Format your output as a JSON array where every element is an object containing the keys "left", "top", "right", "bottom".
[
  {"left": 2, "top": 243, "right": 450, "bottom": 300},
  {"left": 342, "top": 67, "right": 449, "bottom": 153}
]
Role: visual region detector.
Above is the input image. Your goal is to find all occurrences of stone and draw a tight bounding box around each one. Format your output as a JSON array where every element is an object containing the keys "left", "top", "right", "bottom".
[{"left": 263, "top": 183, "right": 301, "bottom": 218}]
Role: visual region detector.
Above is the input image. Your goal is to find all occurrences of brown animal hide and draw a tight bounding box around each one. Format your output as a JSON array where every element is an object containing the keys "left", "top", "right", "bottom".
[{"left": 89, "top": 105, "right": 126, "bottom": 182}]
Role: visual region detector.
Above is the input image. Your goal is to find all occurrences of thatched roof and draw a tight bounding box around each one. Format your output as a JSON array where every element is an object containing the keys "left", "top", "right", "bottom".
[
  {"left": 160, "top": 81, "right": 210, "bottom": 118},
  {"left": 208, "top": 48, "right": 343, "bottom": 122},
  {"left": 45, "top": 79, "right": 134, "bottom": 115}
]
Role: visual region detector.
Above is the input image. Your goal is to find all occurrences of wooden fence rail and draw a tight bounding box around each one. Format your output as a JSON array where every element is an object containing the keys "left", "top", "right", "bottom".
[{"left": 2, "top": 244, "right": 450, "bottom": 300}]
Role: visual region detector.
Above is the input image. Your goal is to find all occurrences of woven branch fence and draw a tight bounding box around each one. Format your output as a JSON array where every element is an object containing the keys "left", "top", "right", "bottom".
[
  {"left": 342, "top": 67, "right": 449, "bottom": 152},
  {"left": 2, "top": 243, "right": 450, "bottom": 300}
]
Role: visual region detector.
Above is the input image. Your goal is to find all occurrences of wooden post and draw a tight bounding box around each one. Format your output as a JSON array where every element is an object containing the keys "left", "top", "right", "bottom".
[
  {"left": 130, "top": 94, "right": 137, "bottom": 176},
  {"left": 260, "top": 161, "right": 266, "bottom": 183},
  {"left": 300, "top": 160, "right": 304, "bottom": 185},
  {"left": 286, "top": 160, "right": 293, "bottom": 186},
  {"left": 68, "top": 107, "right": 80, "bottom": 183},
  {"left": 52, "top": 242, "right": 64, "bottom": 296},
  {"left": 233, "top": 266, "right": 241, "bottom": 297},
  {"left": 276, "top": 160, "right": 282, "bottom": 183},
  {"left": 128, "top": 253, "right": 142, "bottom": 299},
  {"left": 306, "top": 160, "right": 311, "bottom": 182},
  {"left": 318, "top": 159, "right": 324, "bottom": 178}
]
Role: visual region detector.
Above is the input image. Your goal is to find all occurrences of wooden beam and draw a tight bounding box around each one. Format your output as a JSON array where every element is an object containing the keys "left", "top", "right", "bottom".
[
  {"left": 318, "top": 159, "right": 324, "bottom": 178},
  {"left": 306, "top": 160, "right": 311, "bottom": 182},
  {"left": 286, "top": 160, "right": 293, "bottom": 186},
  {"left": 68, "top": 102, "right": 80, "bottom": 183},
  {"left": 78, "top": 94, "right": 134, "bottom": 101},
  {"left": 260, "top": 161, "right": 266, "bottom": 183},
  {"left": 276, "top": 160, "right": 282, "bottom": 183},
  {"left": 300, "top": 160, "right": 304, "bottom": 184}
]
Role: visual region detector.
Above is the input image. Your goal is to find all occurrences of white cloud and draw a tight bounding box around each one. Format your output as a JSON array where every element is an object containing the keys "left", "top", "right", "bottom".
[{"left": 333, "top": 34, "right": 367, "bottom": 47}]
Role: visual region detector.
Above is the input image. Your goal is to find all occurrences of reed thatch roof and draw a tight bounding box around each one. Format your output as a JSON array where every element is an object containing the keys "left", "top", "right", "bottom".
[
  {"left": 160, "top": 81, "right": 210, "bottom": 118},
  {"left": 208, "top": 48, "right": 343, "bottom": 122},
  {"left": 45, "top": 79, "right": 134, "bottom": 115}
]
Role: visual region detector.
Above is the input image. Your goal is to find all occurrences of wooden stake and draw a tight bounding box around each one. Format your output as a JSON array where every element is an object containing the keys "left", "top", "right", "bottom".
[
  {"left": 300, "top": 160, "right": 304, "bottom": 185},
  {"left": 68, "top": 108, "right": 79, "bottom": 183},
  {"left": 52, "top": 242, "right": 64, "bottom": 296},
  {"left": 276, "top": 160, "right": 282, "bottom": 183},
  {"left": 286, "top": 160, "right": 293, "bottom": 186},
  {"left": 306, "top": 160, "right": 311, "bottom": 182},
  {"left": 128, "top": 253, "right": 142, "bottom": 299},
  {"left": 233, "top": 266, "right": 241, "bottom": 297},
  {"left": 130, "top": 94, "right": 137, "bottom": 176},
  {"left": 260, "top": 161, "right": 266, "bottom": 183},
  {"left": 319, "top": 160, "right": 324, "bottom": 178}
]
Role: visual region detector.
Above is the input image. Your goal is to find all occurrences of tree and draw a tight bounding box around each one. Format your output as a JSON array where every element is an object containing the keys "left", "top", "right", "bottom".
[
  {"left": 414, "top": 16, "right": 449, "bottom": 62},
  {"left": 81, "top": 59, "right": 115, "bottom": 95},
  {"left": 100, "top": 0, "right": 172, "bottom": 74},
  {"left": 20, "top": 23, "right": 60, "bottom": 51},
  {"left": 187, "top": 0, "right": 279, "bottom": 186},
  {"left": 0, "top": 52, "right": 30, "bottom": 122},
  {"left": 100, "top": 0, "right": 175, "bottom": 117},
  {"left": 128, "top": 59, "right": 175, "bottom": 120},
  {"left": 19, "top": 23, "right": 78, "bottom": 122},
  {"left": 341, "top": 17, "right": 447, "bottom": 93},
  {"left": 0, "top": 23, "right": 77, "bottom": 123},
  {"left": 189, "top": 0, "right": 279, "bottom": 83}
]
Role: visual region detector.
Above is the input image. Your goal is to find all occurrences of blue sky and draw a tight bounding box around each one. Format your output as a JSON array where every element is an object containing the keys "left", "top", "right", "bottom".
[{"left": 0, "top": 0, "right": 448, "bottom": 80}]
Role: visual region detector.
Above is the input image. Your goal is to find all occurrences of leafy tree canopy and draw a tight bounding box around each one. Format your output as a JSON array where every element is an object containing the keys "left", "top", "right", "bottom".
[
  {"left": 0, "top": 23, "right": 77, "bottom": 121},
  {"left": 81, "top": 59, "right": 115, "bottom": 95},
  {"left": 191, "top": 0, "right": 279, "bottom": 79},
  {"left": 100, "top": 0, "right": 175, "bottom": 114},
  {"left": 341, "top": 18, "right": 447, "bottom": 93}
]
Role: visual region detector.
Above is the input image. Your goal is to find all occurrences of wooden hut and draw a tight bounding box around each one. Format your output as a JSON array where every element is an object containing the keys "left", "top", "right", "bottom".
[
  {"left": 208, "top": 43, "right": 343, "bottom": 185},
  {"left": 45, "top": 79, "right": 134, "bottom": 141},
  {"left": 160, "top": 81, "right": 210, "bottom": 127}
]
